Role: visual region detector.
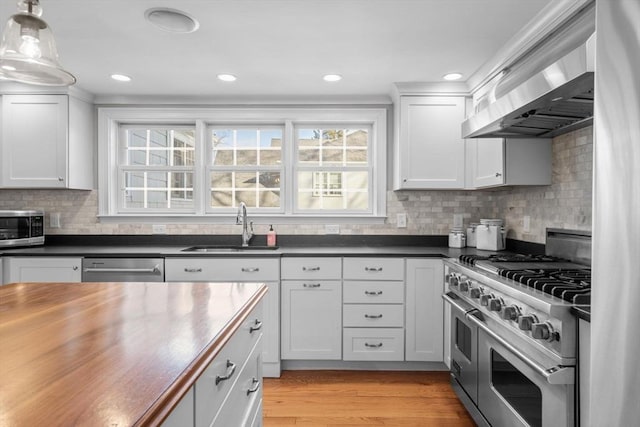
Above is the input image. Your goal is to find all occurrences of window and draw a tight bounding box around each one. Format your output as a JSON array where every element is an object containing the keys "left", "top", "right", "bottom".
[
  {"left": 208, "top": 127, "right": 283, "bottom": 211},
  {"left": 98, "top": 107, "right": 387, "bottom": 221},
  {"left": 119, "top": 127, "right": 195, "bottom": 212},
  {"left": 296, "top": 128, "right": 371, "bottom": 213}
]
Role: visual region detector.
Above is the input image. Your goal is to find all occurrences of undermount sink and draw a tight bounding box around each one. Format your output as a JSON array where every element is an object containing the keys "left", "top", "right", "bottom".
[{"left": 181, "top": 245, "right": 279, "bottom": 252}]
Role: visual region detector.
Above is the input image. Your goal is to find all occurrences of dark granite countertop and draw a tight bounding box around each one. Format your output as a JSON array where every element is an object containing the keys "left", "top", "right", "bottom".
[{"left": 0, "top": 234, "right": 526, "bottom": 258}]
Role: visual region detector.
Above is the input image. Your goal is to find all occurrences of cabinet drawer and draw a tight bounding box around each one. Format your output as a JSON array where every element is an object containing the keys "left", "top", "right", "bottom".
[
  {"left": 343, "top": 304, "right": 404, "bottom": 327},
  {"left": 195, "top": 303, "right": 263, "bottom": 427},
  {"left": 281, "top": 257, "right": 342, "bottom": 280},
  {"left": 166, "top": 258, "right": 279, "bottom": 282},
  {"left": 212, "top": 337, "right": 262, "bottom": 427},
  {"left": 343, "top": 258, "right": 404, "bottom": 281},
  {"left": 343, "top": 328, "right": 405, "bottom": 361},
  {"left": 343, "top": 281, "right": 404, "bottom": 303}
]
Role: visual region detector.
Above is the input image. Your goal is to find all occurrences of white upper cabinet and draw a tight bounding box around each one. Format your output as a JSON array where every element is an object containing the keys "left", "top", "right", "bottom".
[
  {"left": 470, "top": 137, "right": 552, "bottom": 188},
  {"left": 1, "top": 94, "right": 94, "bottom": 189},
  {"left": 394, "top": 96, "right": 466, "bottom": 189}
]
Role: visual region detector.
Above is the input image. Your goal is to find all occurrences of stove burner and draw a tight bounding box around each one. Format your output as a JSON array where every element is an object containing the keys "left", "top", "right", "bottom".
[
  {"left": 458, "top": 253, "right": 566, "bottom": 266},
  {"left": 498, "top": 267, "right": 591, "bottom": 303}
]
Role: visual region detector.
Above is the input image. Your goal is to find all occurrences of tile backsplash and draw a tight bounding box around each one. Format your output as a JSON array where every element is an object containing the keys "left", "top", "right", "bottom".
[{"left": 0, "top": 127, "right": 592, "bottom": 244}]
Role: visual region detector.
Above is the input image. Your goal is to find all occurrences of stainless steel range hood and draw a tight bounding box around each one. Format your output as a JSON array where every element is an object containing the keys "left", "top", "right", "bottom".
[{"left": 462, "top": 35, "right": 595, "bottom": 139}]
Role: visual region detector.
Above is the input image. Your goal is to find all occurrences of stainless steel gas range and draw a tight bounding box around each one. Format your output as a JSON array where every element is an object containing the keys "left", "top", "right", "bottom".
[{"left": 443, "top": 229, "right": 591, "bottom": 427}]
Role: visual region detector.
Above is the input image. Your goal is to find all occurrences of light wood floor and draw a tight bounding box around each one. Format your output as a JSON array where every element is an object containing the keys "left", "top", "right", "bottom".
[{"left": 263, "top": 370, "right": 476, "bottom": 427}]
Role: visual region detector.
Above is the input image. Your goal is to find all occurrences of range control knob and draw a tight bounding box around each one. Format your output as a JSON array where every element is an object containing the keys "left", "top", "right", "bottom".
[
  {"left": 480, "top": 294, "right": 493, "bottom": 306},
  {"left": 488, "top": 299, "right": 502, "bottom": 312},
  {"left": 501, "top": 305, "right": 520, "bottom": 321},
  {"left": 459, "top": 280, "right": 470, "bottom": 292},
  {"left": 532, "top": 322, "right": 555, "bottom": 341},
  {"left": 518, "top": 314, "right": 538, "bottom": 331},
  {"left": 469, "top": 287, "right": 482, "bottom": 299},
  {"left": 448, "top": 274, "right": 459, "bottom": 287}
]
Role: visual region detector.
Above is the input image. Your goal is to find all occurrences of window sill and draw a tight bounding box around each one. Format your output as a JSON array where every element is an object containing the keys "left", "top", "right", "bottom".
[{"left": 97, "top": 214, "right": 387, "bottom": 225}]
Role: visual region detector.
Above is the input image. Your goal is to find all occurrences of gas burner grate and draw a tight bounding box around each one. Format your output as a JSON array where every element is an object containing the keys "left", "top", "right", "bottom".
[{"left": 499, "top": 267, "right": 591, "bottom": 302}]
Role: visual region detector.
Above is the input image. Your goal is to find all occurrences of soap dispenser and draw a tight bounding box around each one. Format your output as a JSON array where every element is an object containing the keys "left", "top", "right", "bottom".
[{"left": 267, "top": 224, "right": 277, "bottom": 247}]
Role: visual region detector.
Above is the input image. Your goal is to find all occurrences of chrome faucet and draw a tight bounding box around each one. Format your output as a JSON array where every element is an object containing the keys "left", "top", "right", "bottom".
[{"left": 236, "top": 202, "right": 254, "bottom": 247}]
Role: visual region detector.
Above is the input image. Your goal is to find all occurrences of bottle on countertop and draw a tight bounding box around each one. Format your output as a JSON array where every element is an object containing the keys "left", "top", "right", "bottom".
[{"left": 267, "top": 224, "right": 277, "bottom": 247}]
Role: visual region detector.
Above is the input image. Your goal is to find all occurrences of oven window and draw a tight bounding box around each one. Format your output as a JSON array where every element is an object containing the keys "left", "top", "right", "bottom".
[
  {"left": 491, "top": 349, "right": 542, "bottom": 427},
  {"left": 455, "top": 318, "right": 472, "bottom": 360}
]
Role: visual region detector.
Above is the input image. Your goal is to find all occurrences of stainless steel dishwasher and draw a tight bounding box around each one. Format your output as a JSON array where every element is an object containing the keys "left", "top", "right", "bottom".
[{"left": 82, "top": 258, "right": 165, "bottom": 282}]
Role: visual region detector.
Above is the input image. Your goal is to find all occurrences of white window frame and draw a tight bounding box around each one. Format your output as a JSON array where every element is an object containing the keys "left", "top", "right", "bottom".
[
  {"left": 205, "top": 125, "right": 285, "bottom": 215},
  {"left": 97, "top": 107, "right": 387, "bottom": 223}
]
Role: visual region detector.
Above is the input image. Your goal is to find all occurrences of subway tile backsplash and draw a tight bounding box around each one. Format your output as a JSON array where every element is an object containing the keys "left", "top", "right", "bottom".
[{"left": 0, "top": 127, "right": 592, "bottom": 244}]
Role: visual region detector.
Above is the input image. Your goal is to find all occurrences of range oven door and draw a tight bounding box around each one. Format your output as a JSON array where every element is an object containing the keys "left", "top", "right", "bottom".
[
  {"left": 476, "top": 327, "right": 575, "bottom": 427},
  {"left": 443, "top": 292, "right": 478, "bottom": 404}
]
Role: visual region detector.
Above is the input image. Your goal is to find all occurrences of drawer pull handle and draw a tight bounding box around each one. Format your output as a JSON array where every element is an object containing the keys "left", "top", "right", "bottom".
[
  {"left": 303, "top": 266, "right": 321, "bottom": 271},
  {"left": 215, "top": 360, "right": 237, "bottom": 385},
  {"left": 184, "top": 268, "right": 202, "bottom": 273},
  {"left": 249, "top": 319, "right": 263, "bottom": 333},
  {"left": 365, "top": 267, "right": 383, "bottom": 272},
  {"left": 365, "top": 342, "right": 383, "bottom": 348},
  {"left": 364, "top": 290, "right": 383, "bottom": 296},
  {"left": 365, "top": 314, "right": 383, "bottom": 319},
  {"left": 241, "top": 267, "right": 260, "bottom": 272},
  {"left": 303, "top": 283, "right": 321, "bottom": 288},
  {"left": 247, "top": 378, "right": 260, "bottom": 395}
]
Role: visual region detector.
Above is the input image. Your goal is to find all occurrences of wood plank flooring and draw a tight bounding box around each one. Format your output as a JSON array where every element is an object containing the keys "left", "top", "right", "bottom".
[{"left": 263, "top": 370, "right": 476, "bottom": 426}]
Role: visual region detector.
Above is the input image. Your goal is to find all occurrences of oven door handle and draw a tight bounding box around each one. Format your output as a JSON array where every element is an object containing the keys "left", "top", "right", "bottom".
[
  {"left": 442, "top": 292, "right": 476, "bottom": 314},
  {"left": 467, "top": 313, "right": 574, "bottom": 385}
]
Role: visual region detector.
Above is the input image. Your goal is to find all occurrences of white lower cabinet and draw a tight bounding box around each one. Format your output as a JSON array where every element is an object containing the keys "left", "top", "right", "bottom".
[
  {"left": 342, "top": 257, "right": 405, "bottom": 361},
  {"left": 405, "top": 258, "right": 445, "bottom": 362},
  {"left": 280, "top": 280, "right": 342, "bottom": 359},
  {"left": 165, "top": 257, "right": 280, "bottom": 377},
  {"left": 194, "top": 302, "right": 264, "bottom": 427},
  {"left": 343, "top": 328, "right": 405, "bottom": 361},
  {"left": 3, "top": 257, "right": 82, "bottom": 284},
  {"left": 280, "top": 257, "right": 343, "bottom": 360}
]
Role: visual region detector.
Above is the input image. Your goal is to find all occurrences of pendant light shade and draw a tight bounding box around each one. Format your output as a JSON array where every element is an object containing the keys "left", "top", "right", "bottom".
[{"left": 0, "top": 0, "right": 75, "bottom": 86}]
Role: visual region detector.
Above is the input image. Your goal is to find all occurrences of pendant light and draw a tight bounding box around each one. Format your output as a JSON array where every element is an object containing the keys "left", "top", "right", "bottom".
[{"left": 0, "top": 0, "right": 75, "bottom": 86}]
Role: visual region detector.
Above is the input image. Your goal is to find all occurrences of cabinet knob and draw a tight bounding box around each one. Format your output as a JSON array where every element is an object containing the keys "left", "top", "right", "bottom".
[
  {"left": 58, "top": 177, "right": 64, "bottom": 181},
  {"left": 495, "top": 172, "right": 502, "bottom": 177},
  {"left": 72, "top": 266, "right": 78, "bottom": 271}
]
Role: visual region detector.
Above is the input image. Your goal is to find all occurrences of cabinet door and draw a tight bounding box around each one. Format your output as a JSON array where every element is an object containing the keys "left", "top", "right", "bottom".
[
  {"left": 405, "top": 258, "right": 444, "bottom": 361},
  {"left": 397, "top": 96, "right": 466, "bottom": 189},
  {"left": 161, "top": 387, "right": 194, "bottom": 427},
  {"left": 2, "top": 95, "right": 68, "bottom": 188},
  {"left": 4, "top": 257, "right": 82, "bottom": 283},
  {"left": 473, "top": 138, "right": 505, "bottom": 187},
  {"left": 281, "top": 280, "right": 342, "bottom": 360}
]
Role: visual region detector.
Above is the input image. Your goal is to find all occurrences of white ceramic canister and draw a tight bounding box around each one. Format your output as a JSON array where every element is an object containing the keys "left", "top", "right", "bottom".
[
  {"left": 476, "top": 219, "right": 506, "bottom": 251},
  {"left": 449, "top": 229, "right": 466, "bottom": 248},
  {"left": 466, "top": 223, "right": 479, "bottom": 247}
]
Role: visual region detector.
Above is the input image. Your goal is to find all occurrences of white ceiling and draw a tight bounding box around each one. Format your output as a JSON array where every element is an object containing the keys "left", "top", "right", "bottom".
[{"left": 0, "top": 0, "right": 552, "bottom": 99}]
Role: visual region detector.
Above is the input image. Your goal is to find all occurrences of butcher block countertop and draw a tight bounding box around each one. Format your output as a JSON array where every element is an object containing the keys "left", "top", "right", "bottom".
[{"left": 0, "top": 281, "right": 268, "bottom": 427}]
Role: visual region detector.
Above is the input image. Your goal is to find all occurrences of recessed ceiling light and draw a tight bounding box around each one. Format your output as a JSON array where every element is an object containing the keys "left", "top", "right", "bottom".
[
  {"left": 111, "top": 74, "right": 131, "bottom": 82},
  {"left": 217, "top": 74, "right": 237, "bottom": 82},
  {"left": 323, "top": 74, "right": 342, "bottom": 82},
  {"left": 443, "top": 72, "right": 463, "bottom": 81},
  {"left": 144, "top": 8, "right": 200, "bottom": 33}
]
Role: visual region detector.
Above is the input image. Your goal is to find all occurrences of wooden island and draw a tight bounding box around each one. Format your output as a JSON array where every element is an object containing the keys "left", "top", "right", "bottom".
[{"left": 0, "top": 281, "right": 267, "bottom": 426}]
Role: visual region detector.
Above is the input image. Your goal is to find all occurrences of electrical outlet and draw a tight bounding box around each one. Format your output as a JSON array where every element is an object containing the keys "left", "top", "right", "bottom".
[
  {"left": 152, "top": 224, "right": 167, "bottom": 234},
  {"left": 523, "top": 215, "right": 531, "bottom": 233},
  {"left": 50, "top": 212, "right": 61, "bottom": 228},
  {"left": 325, "top": 224, "right": 340, "bottom": 235},
  {"left": 397, "top": 213, "right": 407, "bottom": 228}
]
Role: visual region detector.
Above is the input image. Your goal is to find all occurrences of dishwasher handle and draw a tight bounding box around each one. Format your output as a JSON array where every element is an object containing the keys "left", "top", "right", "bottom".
[{"left": 83, "top": 265, "right": 161, "bottom": 274}]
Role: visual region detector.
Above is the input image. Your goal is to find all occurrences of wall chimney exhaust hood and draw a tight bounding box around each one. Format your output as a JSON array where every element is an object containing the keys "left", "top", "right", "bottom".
[{"left": 462, "top": 34, "right": 594, "bottom": 139}]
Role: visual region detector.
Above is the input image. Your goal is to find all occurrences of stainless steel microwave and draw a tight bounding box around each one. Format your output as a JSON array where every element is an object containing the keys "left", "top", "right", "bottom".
[{"left": 0, "top": 210, "right": 45, "bottom": 247}]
